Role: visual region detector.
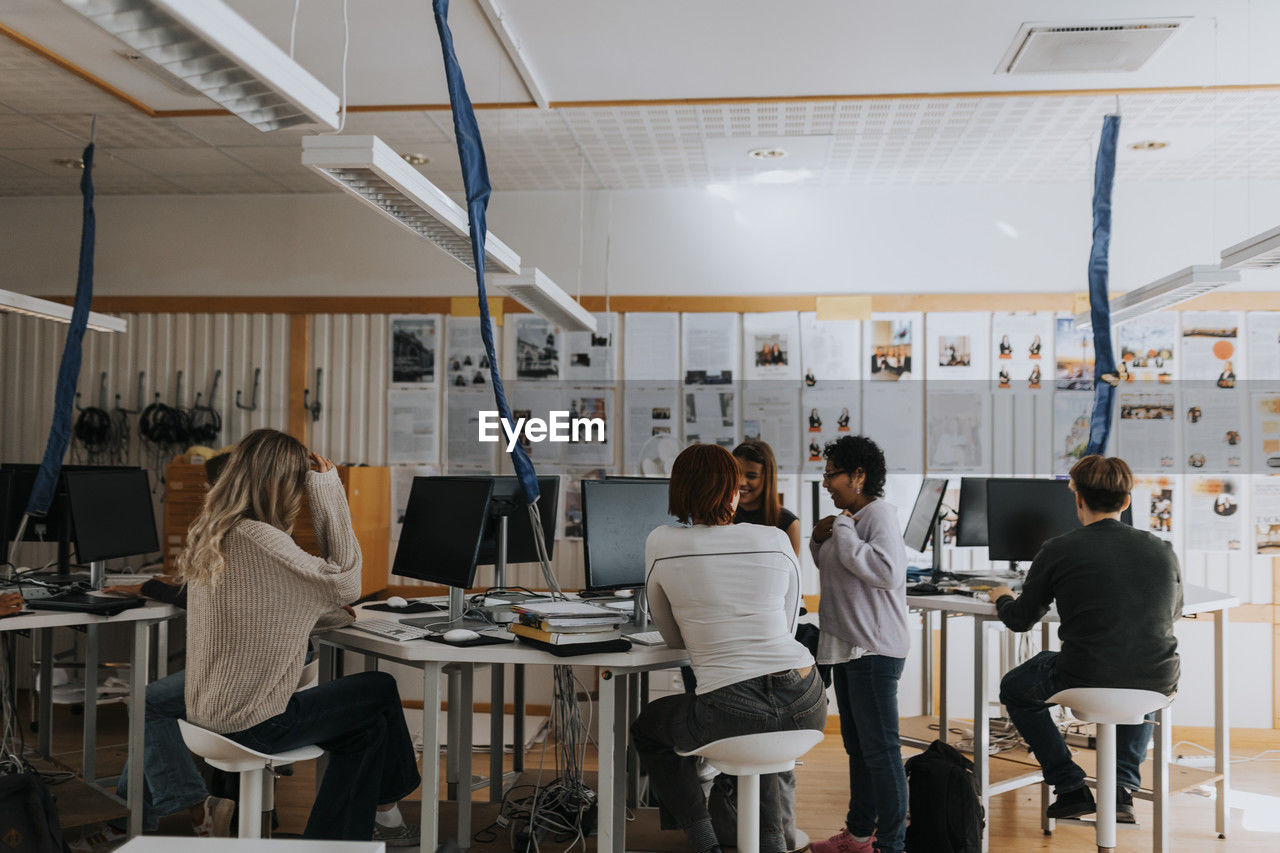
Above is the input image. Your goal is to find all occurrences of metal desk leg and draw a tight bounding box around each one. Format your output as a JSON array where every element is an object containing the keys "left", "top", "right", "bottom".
[
  {"left": 83, "top": 624, "right": 99, "bottom": 786},
  {"left": 1039, "top": 622, "right": 1053, "bottom": 837},
  {"left": 315, "top": 645, "right": 336, "bottom": 795},
  {"left": 127, "top": 622, "right": 149, "bottom": 837},
  {"left": 156, "top": 620, "right": 169, "bottom": 680},
  {"left": 973, "top": 618, "right": 990, "bottom": 853},
  {"left": 446, "top": 668, "right": 461, "bottom": 800},
  {"left": 513, "top": 664, "right": 525, "bottom": 773},
  {"left": 421, "top": 662, "right": 443, "bottom": 853},
  {"left": 597, "top": 669, "right": 628, "bottom": 853},
  {"left": 458, "top": 664, "right": 474, "bottom": 849},
  {"left": 627, "top": 673, "right": 641, "bottom": 808},
  {"left": 1153, "top": 704, "right": 1170, "bottom": 852},
  {"left": 490, "top": 663, "right": 504, "bottom": 802},
  {"left": 920, "top": 610, "right": 933, "bottom": 716},
  {"left": 938, "top": 613, "right": 949, "bottom": 742},
  {"left": 37, "top": 628, "right": 52, "bottom": 757},
  {"left": 1214, "top": 611, "right": 1229, "bottom": 839}
]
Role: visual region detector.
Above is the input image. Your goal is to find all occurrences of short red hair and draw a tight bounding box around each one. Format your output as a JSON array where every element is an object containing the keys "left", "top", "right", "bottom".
[{"left": 668, "top": 443, "right": 740, "bottom": 526}]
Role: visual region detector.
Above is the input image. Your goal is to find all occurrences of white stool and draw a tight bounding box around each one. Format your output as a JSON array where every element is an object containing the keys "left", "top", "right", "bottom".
[
  {"left": 678, "top": 730, "right": 824, "bottom": 853},
  {"left": 1048, "top": 688, "right": 1173, "bottom": 852}
]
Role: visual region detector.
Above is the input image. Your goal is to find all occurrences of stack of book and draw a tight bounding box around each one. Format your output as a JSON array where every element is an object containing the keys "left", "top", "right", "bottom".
[{"left": 508, "top": 600, "right": 628, "bottom": 646}]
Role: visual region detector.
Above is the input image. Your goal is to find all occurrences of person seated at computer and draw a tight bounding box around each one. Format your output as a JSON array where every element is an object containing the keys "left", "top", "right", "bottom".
[
  {"left": 0, "top": 591, "right": 22, "bottom": 617},
  {"left": 179, "top": 429, "right": 420, "bottom": 844},
  {"left": 989, "top": 455, "right": 1182, "bottom": 824},
  {"left": 809, "top": 435, "right": 909, "bottom": 853},
  {"left": 632, "top": 443, "right": 826, "bottom": 853},
  {"left": 734, "top": 439, "right": 801, "bottom": 556}
]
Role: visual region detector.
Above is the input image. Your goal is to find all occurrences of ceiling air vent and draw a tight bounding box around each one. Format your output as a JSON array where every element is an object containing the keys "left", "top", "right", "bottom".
[{"left": 997, "top": 19, "right": 1186, "bottom": 74}]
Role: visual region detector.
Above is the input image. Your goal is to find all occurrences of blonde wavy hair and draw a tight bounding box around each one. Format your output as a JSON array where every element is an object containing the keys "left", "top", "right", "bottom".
[{"left": 177, "top": 428, "right": 311, "bottom": 586}]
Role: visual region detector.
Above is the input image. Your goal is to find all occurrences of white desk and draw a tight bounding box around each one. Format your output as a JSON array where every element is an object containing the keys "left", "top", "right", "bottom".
[
  {"left": 120, "top": 839, "right": 385, "bottom": 851},
  {"left": 317, "top": 614, "right": 688, "bottom": 853},
  {"left": 0, "top": 601, "right": 180, "bottom": 836},
  {"left": 907, "top": 583, "right": 1236, "bottom": 853}
]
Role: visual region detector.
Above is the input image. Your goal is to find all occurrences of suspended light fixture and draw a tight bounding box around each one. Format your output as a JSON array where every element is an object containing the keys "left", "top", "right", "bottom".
[
  {"left": 1220, "top": 224, "right": 1280, "bottom": 270},
  {"left": 494, "top": 268, "right": 597, "bottom": 334},
  {"left": 1074, "top": 265, "right": 1239, "bottom": 331},
  {"left": 0, "top": 289, "right": 127, "bottom": 333},
  {"left": 302, "top": 134, "right": 522, "bottom": 275},
  {"left": 61, "top": 0, "right": 339, "bottom": 131}
]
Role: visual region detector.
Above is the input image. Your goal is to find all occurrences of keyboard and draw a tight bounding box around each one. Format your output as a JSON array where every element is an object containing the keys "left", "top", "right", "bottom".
[
  {"left": 349, "top": 617, "right": 433, "bottom": 642},
  {"left": 627, "top": 630, "right": 665, "bottom": 646}
]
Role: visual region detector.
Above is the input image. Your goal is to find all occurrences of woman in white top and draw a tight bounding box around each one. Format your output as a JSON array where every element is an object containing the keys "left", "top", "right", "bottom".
[{"left": 632, "top": 443, "right": 827, "bottom": 853}]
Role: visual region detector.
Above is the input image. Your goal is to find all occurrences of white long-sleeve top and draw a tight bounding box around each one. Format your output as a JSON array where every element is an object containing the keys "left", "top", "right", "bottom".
[{"left": 645, "top": 522, "right": 814, "bottom": 695}]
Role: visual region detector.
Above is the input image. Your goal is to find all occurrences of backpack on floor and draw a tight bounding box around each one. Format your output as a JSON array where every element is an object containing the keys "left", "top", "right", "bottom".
[
  {"left": 0, "top": 771, "right": 71, "bottom": 853},
  {"left": 903, "top": 740, "right": 984, "bottom": 853}
]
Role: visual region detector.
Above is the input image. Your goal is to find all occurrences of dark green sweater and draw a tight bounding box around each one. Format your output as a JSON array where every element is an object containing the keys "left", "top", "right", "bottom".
[{"left": 995, "top": 518, "right": 1182, "bottom": 696}]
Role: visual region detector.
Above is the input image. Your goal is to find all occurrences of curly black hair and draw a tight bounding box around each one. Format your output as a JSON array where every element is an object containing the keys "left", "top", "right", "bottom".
[{"left": 823, "top": 435, "right": 887, "bottom": 498}]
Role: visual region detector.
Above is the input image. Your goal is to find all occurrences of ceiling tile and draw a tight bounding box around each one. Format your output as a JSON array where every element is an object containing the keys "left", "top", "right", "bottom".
[{"left": 109, "top": 147, "right": 259, "bottom": 177}]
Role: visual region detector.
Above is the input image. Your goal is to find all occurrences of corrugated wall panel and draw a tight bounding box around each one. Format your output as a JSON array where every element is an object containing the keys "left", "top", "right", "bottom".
[{"left": 309, "top": 313, "right": 389, "bottom": 466}]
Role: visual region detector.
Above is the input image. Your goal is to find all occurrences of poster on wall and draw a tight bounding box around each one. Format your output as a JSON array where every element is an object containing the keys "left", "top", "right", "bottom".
[
  {"left": 1116, "top": 391, "right": 1177, "bottom": 473},
  {"left": 1253, "top": 476, "right": 1280, "bottom": 554},
  {"left": 1253, "top": 391, "right": 1280, "bottom": 471},
  {"left": 926, "top": 312, "right": 991, "bottom": 382},
  {"left": 387, "top": 388, "right": 439, "bottom": 464},
  {"left": 801, "top": 382, "right": 858, "bottom": 471},
  {"left": 925, "top": 390, "right": 989, "bottom": 473},
  {"left": 1052, "top": 391, "right": 1093, "bottom": 476},
  {"left": 390, "top": 464, "right": 440, "bottom": 541},
  {"left": 1131, "top": 475, "right": 1176, "bottom": 543},
  {"left": 682, "top": 313, "right": 740, "bottom": 385},
  {"left": 799, "top": 312, "right": 861, "bottom": 382},
  {"left": 564, "top": 313, "right": 619, "bottom": 382},
  {"left": 562, "top": 386, "right": 615, "bottom": 466},
  {"left": 1055, "top": 315, "right": 1095, "bottom": 391},
  {"left": 683, "top": 386, "right": 738, "bottom": 449},
  {"left": 624, "top": 313, "right": 680, "bottom": 381},
  {"left": 623, "top": 383, "right": 679, "bottom": 474},
  {"left": 1183, "top": 394, "right": 1245, "bottom": 474},
  {"left": 446, "top": 316, "right": 498, "bottom": 389},
  {"left": 390, "top": 315, "right": 440, "bottom": 386},
  {"left": 1116, "top": 314, "right": 1177, "bottom": 384},
  {"left": 1247, "top": 312, "right": 1280, "bottom": 379},
  {"left": 444, "top": 387, "right": 496, "bottom": 472},
  {"left": 742, "top": 312, "right": 802, "bottom": 381},
  {"left": 505, "top": 384, "right": 567, "bottom": 463},
  {"left": 742, "top": 383, "right": 801, "bottom": 470},
  {"left": 992, "top": 312, "right": 1053, "bottom": 392},
  {"left": 508, "top": 315, "right": 563, "bottom": 381},
  {"left": 1185, "top": 475, "right": 1245, "bottom": 552},
  {"left": 865, "top": 315, "right": 918, "bottom": 382},
  {"left": 562, "top": 467, "right": 611, "bottom": 539},
  {"left": 1181, "top": 311, "right": 1243, "bottom": 386}
]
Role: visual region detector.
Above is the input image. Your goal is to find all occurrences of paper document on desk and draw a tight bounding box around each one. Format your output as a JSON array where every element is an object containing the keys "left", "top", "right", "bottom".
[{"left": 513, "top": 601, "right": 619, "bottom": 619}]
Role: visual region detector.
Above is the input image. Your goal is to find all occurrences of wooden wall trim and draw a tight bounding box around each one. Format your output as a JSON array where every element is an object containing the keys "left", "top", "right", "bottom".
[
  {"left": 0, "top": 23, "right": 156, "bottom": 117},
  {"left": 287, "top": 315, "right": 310, "bottom": 444}
]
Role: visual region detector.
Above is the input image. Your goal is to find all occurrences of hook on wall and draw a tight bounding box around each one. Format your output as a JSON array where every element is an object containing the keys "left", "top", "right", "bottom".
[
  {"left": 75, "top": 372, "right": 109, "bottom": 411},
  {"left": 235, "top": 367, "right": 261, "bottom": 411},
  {"left": 303, "top": 368, "right": 323, "bottom": 422},
  {"left": 116, "top": 371, "right": 146, "bottom": 414}
]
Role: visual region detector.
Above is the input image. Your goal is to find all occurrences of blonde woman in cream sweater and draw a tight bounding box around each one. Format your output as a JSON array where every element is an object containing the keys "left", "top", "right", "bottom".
[{"left": 179, "top": 429, "right": 419, "bottom": 845}]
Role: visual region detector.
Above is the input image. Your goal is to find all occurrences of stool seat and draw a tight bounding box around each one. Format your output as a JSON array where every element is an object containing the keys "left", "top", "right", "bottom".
[
  {"left": 678, "top": 729, "right": 825, "bottom": 776},
  {"left": 1048, "top": 688, "right": 1172, "bottom": 726},
  {"left": 178, "top": 719, "right": 323, "bottom": 773}
]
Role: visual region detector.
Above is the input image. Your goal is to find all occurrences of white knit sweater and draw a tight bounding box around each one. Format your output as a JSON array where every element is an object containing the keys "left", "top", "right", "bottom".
[{"left": 184, "top": 468, "right": 361, "bottom": 734}]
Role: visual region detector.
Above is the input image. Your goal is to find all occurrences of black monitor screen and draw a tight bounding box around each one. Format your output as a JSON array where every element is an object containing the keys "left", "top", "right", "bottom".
[
  {"left": 476, "top": 476, "right": 560, "bottom": 567},
  {"left": 393, "top": 477, "right": 494, "bottom": 587},
  {"left": 0, "top": 470, "right": 11, "bottom": 545},
  {"left": 582, "top": 479, "right": 677, "bottom": 591},
  {"left": 955, "top": 477, "right": 988, "bottom": 547},
  {"left": 64, "top": 468, "right": 159, "bottom": 562},
  {"left": 1, "top": 463, "right": 129, "bottom": 544},
  {"left": 903, "top": 478, "right": 947, "bottom": 552},
  {"left": 986, "top": 478, "right": 1132, "bottom": 562}
]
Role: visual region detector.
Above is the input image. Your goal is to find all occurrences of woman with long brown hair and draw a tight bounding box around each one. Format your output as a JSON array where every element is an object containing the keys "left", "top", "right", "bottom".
[
  {"left": 733, "top": 439, "right": 801, "bottom": 556},
  {"left": 180, "top": 429, "right": 419, "bottom": 844}
]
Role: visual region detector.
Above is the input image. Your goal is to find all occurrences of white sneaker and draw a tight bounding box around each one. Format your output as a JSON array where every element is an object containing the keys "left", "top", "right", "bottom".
[{"left": 194, "top": 796, "right": 235, "bottom": 838}]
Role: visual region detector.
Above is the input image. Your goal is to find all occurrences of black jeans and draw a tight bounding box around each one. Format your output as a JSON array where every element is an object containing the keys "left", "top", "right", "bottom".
[
  {"left": 999, "top": 651, "right": 1154, "bottom": 794},
  {"left": 631, "top": 668, "right": 828, "bottom": 853},
  {"left": 832, "top": 655, "right": 907, "bottom": 853},
  {"left": 227, "top": 671, "right": 421, "bottom": 841}
]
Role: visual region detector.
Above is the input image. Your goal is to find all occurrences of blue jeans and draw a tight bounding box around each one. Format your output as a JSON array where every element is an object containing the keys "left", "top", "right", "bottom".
[
  {"left": 116, "top": 670, "right": 207, "bottom": 831},
  {"left": 632, "top": 668, "right": 828, "bottom": 853},
  {"left": 227, "top": 671, "right": 420, "bottom": 841},
  {"left": 999, "top": 651, "right": 1153, "bottom": 794},
  {"left": 832, "top": 656, "right": 907, "bottom": 853}
]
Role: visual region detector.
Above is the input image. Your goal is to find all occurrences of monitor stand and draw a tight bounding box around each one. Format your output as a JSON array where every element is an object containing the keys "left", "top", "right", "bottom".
[
  {"left": 929, "top": 510, "right": 946, "bottom": 583},
  {"left": 632, "top": 588, "right": 649, "bottom": 630}
]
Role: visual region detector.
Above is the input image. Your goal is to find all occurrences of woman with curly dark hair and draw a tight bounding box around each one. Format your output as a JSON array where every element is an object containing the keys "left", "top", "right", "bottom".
[{"left": 809, "top": 435, "right": 909, "bottom": 853}]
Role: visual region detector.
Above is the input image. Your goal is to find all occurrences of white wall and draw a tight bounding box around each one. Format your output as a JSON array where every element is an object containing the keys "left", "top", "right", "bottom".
[{"left": 7, "top": 180, "right": 1280, "bottom": 298}]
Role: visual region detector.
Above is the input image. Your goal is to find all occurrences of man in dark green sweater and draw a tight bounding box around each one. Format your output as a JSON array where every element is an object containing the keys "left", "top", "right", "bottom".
[{"left": 989, "top": 456, "right": 1182, "bottom": 823}]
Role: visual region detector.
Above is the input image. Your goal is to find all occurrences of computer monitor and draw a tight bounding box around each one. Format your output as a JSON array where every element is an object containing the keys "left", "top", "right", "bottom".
[
  {"left": 1, "top": 463, "right": 70, "bottom": 544},
  {"left": 392, "top": 477, "right": 495, "bottom": 587},
  {"left": 475, "top": 476, "right": 560, "bottom": 567},
  {"left": 581, "top": 478, "right": 677, "bottom": 591},
  {"left": 0, "top": 470, "right": 11, "bottom": 546},
  {"left": 903, "top": 478, "right": 947, "bottom": 552},
  {"left": 63, "top": 468, "right": 159, "bottom": 562},
  {"left": 955, "top": 477, "right": 988, "bottom": 547},
  {"left": 985, "top": 478, "right": 1133, "bottom": 562}
]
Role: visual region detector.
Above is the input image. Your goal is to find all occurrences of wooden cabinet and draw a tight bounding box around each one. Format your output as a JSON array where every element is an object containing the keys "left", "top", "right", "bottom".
[{"left": 163, "top": 456, "right": 390, "bottom": 597}]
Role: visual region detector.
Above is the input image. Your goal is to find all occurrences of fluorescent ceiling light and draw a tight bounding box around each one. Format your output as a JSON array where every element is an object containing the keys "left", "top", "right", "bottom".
[
  {"left": 1074, "top": 265, "right": 1239, "bottom": 331},
  {"left": 494, "top": 268, "right": 597, "bottom": 334},
  {"left": 62, "top": 0, "right": 340, "bottom": 131},
  {"left": 1220, "top": 224, "right": 1280, "bottom": 270},
  {"left": 302, "top": 135, "right": 521, "bottom": 275},
  {"left": 0, "top": 289, "right": 127, "bottom": 333}
]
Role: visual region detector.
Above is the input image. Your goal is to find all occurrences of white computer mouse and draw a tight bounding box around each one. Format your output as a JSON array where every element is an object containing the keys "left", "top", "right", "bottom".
[
  {"left": 386, "top": 596, "right": 409, "bottom": 608},
  {"left": 615, "top": 589, "right": 634, "bottom": 598},
  {"left": 443, "top": 628, "right": 480, "bottom": 643}
]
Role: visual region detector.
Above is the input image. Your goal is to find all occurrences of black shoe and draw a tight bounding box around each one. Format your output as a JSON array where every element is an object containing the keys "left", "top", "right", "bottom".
[
  {"left": 1117, "top": 788, "right": 1136, "bottom": 824},
  {"left": 1047, "top": 786, "right": 1096, "bottom": 819}
]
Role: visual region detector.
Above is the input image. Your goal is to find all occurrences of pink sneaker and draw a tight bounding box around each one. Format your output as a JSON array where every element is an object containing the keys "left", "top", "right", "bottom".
[{"left": 809, "top": 828, "right": 875, "bottom": 853}]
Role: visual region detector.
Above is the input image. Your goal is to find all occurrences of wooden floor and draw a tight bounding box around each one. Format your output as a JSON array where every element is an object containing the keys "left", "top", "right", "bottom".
[{"left": 39, "top": 701, "right": 1280, "bottom": 851}]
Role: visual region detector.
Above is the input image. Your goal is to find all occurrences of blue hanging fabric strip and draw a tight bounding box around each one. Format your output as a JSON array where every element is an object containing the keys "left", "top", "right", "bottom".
[
  {"left": 1084, "top": 114, "right": 1120, "bottom": 457},
  {"left": 431, "top": 0, "right": 539, "bottom": 505},
  {"left": 25, "top": 142, "right": 96, "bottom": 517}
]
